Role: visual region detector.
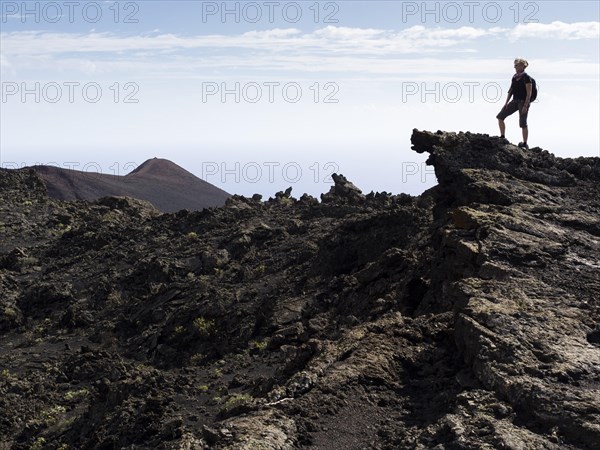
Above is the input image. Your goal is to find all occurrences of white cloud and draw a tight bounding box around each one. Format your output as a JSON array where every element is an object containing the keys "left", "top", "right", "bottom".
[
  {"left": 400, "top": 25, "right": 487, "bottom": 40},
  {"left": 0, "top": 54, "right": 15, "bottom": 77},
  {"left": 509, "top": 21, "right": 600, "bottom": 40},
  {"left": 2, "top": 22, "right": 598, "bottom": 60},
  {"left": 312, "top": 25, "right": 389, "bottom": 40},
  {"left": 78, "top": 60, "right": 98, "bottom": 75},
  {"left": 242, "top": 28, "right": 302, "bottom": 39},
  {"left": 1, "top": 22, "right": 598, "bottom": 80}
]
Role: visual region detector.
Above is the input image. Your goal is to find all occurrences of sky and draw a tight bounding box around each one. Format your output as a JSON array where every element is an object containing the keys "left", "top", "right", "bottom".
[{"left": 1, "top": 0, "right": 599, "bottom": 198}]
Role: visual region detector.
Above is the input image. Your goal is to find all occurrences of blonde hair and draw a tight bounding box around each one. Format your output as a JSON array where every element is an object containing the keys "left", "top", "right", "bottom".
[{"left": 514, "top": 58, "right": 529, "bottom": 67}]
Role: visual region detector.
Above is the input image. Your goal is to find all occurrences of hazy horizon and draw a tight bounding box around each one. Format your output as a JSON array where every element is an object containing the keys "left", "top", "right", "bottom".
[{"left": 2, "top": 1, "right": 598, "bottom": 198}]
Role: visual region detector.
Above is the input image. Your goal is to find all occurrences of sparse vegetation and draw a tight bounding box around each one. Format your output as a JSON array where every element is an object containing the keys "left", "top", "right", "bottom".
[
  {"left": 250, "top": 339, "right": 268, "bottom": 351},
  {"left": 29, "top": 437, "right": 46, "bottom": 450},
  {"left": 41, "top": 405, "right": 67, "bottom": 426},
  {"left": 3, "top": 307, "right": 17, "bottom": 318},
  {"left": 193, "top": 316, "right": 215, "bottom": 338},
  {"left": 64, "top": 388, "right": 89, "bottom": 401},
  {"left": 219, "top": 393, "right": 254, "bottom": 416},
  {"left": 224, "top": 393, "right": 253, "bottom": 409},
  {"left": 186, "top": 231, "right": 199, "bottom": 241},
  {"left": 57, "top": 222, "right": 72, "bottom": 232}
]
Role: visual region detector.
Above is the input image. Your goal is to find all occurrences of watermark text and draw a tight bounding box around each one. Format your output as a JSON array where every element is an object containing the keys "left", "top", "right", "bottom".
[
  {"left": 200, "top": 1, "right": 339, "bottom": 24},
  {"left": 401, "top": 162, "right": 436, "bottom": 183},
  {"left": 1, "top": 1, "right": 140, "bottom": 24},
  {"left": 401, "top": 81, "right": 503, "bottom": 103},
  {"left": 201, "top": 161, "right": 340, "bottom": 183},
  {"left": 401, "top": 1, "right": 540, "bottom": 24},
  {"left": 201, "top": 82, "right": 339, "bottom": 104},
  {"left": 2, "top": 82, "right": 140, "bottom": 104}
]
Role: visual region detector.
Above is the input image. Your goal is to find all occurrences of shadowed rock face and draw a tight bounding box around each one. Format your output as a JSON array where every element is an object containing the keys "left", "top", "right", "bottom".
[
  {"left": 0, "top": 130, "right": 598, "bottom": 449},
  {"left": 31, "top": 157, "right": 231, "bottom": 213}
]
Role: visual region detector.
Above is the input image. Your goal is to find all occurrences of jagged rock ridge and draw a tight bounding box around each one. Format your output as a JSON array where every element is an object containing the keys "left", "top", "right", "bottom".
[{"left": 0, "top": 130, "right": 598, "bottom": 449}]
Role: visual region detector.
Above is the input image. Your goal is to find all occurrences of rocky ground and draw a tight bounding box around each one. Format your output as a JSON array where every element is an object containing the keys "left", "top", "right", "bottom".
[{"left": 0, "top": 130, "right": 599, "bottom": 449}]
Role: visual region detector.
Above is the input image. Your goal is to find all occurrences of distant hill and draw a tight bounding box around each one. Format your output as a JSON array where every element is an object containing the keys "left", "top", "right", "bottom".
[{"left": 30, "top": 158, "right": 230, "bottom": 212}]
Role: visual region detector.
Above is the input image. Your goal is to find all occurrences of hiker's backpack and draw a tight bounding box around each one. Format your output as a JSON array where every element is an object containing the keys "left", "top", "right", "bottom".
[{"left": 530, "top": 76, "right": 538, "bottom": 102}]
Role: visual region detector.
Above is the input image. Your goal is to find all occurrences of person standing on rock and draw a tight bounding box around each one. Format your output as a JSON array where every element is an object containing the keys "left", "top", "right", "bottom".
[{"left": 496, "top": 58, "right": 533, "bottom": 149}]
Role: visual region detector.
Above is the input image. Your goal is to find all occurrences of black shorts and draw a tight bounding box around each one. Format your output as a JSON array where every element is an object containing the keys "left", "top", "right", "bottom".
[{"left": 496, "top": 99, "right": 529, "bottom": 128}]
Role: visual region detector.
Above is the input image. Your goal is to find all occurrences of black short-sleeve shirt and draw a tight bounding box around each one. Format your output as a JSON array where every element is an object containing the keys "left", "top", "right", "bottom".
[{"left": 510, "top": 73, "right": 532, "bottom": 100}]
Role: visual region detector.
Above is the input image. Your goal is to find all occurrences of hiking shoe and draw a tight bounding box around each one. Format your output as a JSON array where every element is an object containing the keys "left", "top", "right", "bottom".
[{"left": 518, "top": 142, "right": 529, "bottom": 149}]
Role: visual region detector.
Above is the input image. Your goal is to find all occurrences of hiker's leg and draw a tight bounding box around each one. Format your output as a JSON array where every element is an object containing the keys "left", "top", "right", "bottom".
[
  {"left": 497, "top": 101, "right": 517, "bottom": 137},
  {"left": 519, "top": 102, "right": 529, "bottom": 143}
]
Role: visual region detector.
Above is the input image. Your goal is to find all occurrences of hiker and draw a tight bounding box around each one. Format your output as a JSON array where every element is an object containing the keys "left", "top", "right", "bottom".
[{"left": 496, "top": 58, "right": 533, "bottom": 149}]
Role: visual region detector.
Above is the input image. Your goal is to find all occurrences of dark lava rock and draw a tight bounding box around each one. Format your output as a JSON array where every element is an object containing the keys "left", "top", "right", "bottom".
[{"left": 0, "top": 130, "right": 599, "bottom": 449}]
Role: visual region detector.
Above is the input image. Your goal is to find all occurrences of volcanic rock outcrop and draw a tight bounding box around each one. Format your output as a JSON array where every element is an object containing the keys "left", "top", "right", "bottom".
[{"left": 0, "top": 130, "right": 598, "bottom": 449}]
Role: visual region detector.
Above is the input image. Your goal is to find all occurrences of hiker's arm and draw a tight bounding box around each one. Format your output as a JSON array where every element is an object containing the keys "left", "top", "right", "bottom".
[
  {"left": 505, "top": 87, "right": 513, "bottom": 105},
  {"left": 524, "top": 82, "right": 532, "bottom": 106}
]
